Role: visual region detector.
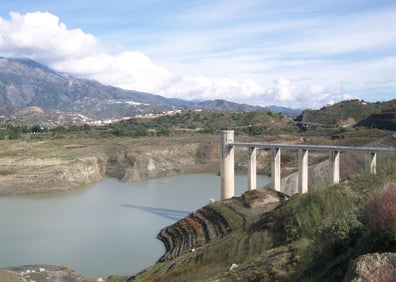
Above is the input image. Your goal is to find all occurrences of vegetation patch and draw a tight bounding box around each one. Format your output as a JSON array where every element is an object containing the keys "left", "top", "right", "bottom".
[{"left": 0, "top": 168, "right": 16, "bottom": 176}]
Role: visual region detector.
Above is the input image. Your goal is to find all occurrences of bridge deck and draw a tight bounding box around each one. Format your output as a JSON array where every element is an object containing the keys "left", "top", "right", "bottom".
[{"left": 229, "top": 142, "right": 396, "bottom": 153}]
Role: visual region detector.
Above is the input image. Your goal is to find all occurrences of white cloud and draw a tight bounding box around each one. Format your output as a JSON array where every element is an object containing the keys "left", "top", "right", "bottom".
[
  {"left": 160, "top": 76, "right": 263, "bottom": 102},
  {"left": 255, "top": 78, "right": 355, "bottom": 109},
  {"left": 0, "top": 11, "right": 372, "bottom": 109},
  {"left": 0, "top": 11, "right": 100, "bottom": 63},
  {"left": 52, "top": 51, "right": 172, "bottom": 94}
]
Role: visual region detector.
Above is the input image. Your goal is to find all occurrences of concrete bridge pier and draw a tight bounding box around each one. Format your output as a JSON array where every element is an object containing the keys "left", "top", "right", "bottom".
[
  {"left": 271, "top": 147, "right": 281, "bottom": 191},
  {"left": 370, "top": 152, "right": 377, "bottom": 174},
  {"left": 248, "top": 146, "right": 257, "bottom": 190},
  {"left": 298, "top": 149, "right": 309, "bottom": 193},
  {"left": 220, "top": 130, "right": 235, "bottom": 200},
  {"left": 329, "top": 150, "right": 340, "bottom": 184}
]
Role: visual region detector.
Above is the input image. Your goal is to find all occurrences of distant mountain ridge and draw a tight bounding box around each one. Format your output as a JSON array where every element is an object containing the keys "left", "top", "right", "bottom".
[
  {"left": 0, "top": 57, "right": 194, "bottom": 119},
  {"left": 0, "top": 57, "right": 301, "bottom": 121}
]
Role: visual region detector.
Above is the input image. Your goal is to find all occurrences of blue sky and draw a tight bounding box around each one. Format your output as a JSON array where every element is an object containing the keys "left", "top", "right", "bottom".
[{"left": 0, "top": 0, "right": 395, "bottom": 108}]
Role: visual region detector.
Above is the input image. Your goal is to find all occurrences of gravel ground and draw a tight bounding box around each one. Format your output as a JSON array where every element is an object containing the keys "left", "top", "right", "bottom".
[{"left": 1, "top": 265, "right": 93, "bottom": 282}]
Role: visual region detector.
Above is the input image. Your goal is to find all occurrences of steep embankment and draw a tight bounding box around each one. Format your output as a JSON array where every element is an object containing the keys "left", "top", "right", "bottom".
[
  {"left": 0, "top": 155, "right": 105, "bottom": 194},
  {"left": 147, "top": 189, "right": 289, "bottom": 280},
  {"left": 0, "top": 136, "right": 219, "bottom": 195}
]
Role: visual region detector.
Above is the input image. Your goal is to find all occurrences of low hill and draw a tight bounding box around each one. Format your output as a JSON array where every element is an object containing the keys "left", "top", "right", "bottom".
[
  {"left": 112, "top": 110, "right": 294, "bottom": 136},
  {"left": 193, "top": 99, "right": 264, "bottom": 112},
  {"left": 295, "top": 99, "right": 396, "bottom": 127}
]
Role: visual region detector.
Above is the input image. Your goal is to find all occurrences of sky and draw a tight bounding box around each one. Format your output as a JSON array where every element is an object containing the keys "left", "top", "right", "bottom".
[{"left": 0, "top": 0, "right": 395, "bottom": 109}]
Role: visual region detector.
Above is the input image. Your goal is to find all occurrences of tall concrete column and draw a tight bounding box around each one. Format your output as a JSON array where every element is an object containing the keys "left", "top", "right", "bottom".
[
  {"left": 248, "top": 146, "right": 257, "bottom": 190},
  {"left": 220, "top": 130, "right": 234, "bottom": 200},
  {"left": 298, "top": 149, "right": 309, "bottom": 193},
  {"left": 370, "top": 152, "right": 377, "bottom": 174},
  {"left": 329, "top": 150, "right": 340, "bottom": 184},
  {"left": 271, "top": 147, "right": 281, "bottom": 191}
]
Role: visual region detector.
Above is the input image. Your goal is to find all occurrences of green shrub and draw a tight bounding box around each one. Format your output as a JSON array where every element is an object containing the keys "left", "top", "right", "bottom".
[{"left": 315, "top": 211, "right": 364, "bottom": 254}]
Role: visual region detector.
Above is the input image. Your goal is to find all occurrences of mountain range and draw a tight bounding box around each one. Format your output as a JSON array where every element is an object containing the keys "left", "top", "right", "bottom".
[{"left": 0, "top": 57, "right": 301, "bottom": 123}]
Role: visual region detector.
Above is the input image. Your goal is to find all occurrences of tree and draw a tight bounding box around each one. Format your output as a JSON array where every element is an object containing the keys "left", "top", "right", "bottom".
[{"left": 31, "top": 125, "right": 43, "bottom": 133}]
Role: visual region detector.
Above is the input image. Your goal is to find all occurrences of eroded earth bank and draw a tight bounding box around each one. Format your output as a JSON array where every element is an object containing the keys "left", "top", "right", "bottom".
[{"left": 0, "top": 136, "right": 221, "bottom": 195}]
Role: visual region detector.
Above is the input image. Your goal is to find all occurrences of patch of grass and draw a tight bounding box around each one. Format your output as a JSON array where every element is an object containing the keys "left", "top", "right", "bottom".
[
  {"left": 106, "top": 274, "right": 128, "bottom": 281},
  {"left": 0, "top": 168, "right": 16, "bottom": 176},
  {"left": 133, "top": 262, "right": 165, "bottom": 281}
]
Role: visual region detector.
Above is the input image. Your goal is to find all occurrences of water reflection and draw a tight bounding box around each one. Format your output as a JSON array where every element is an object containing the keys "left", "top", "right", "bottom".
[{"left": 120, "top": 204, "right": 190, "bottom": 221}]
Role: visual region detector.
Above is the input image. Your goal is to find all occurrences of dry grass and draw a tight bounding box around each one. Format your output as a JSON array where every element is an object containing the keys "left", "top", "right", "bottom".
[{"left": 365, "top": 184, "right": 396, "bottom": 237}]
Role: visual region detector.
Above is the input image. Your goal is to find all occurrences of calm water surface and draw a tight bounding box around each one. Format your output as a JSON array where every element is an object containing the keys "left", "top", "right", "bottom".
[{"left": 0, "top": 173, "right": 270, "bottom": 278}]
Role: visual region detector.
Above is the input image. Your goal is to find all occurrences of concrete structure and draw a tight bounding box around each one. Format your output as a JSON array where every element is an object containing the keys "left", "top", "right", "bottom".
[
  {"left": 220, "top": 130, "right": 235, "bottom": 200},
  {"left": 298, "top": 149, "right": 309, "bottom": 194},
  {"left": 271, "top": 148, "right": 281, "bottom": 192},
  {"left": 220, "top": 130, "right": 396, "bottom": 200},
  {"left": 248, "top": 146, "right": 257, "bottom": 190}
]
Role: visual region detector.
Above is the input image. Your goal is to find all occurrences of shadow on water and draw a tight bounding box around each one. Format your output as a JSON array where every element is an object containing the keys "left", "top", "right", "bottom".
[{"left": 120, "top": 204, "right": 190, "bottom": 221}]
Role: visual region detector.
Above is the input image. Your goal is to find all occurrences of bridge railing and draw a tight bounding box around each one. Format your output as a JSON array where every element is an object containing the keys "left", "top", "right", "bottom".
[{"left": 220, "top": 130, "right": 396, "bottom": 200}]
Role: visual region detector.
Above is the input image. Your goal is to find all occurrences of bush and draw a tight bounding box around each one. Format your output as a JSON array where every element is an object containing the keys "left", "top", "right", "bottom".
[
  {"left": 316, "top": 212, "right": 363, "bottom": 253},
  {"left": 364, "top": 184, "right": 396, "bottom": 239}
]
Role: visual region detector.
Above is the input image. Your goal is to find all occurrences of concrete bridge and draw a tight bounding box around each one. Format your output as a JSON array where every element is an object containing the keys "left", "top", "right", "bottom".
[{"left": 220, "top": 130, "right": 396, "bottom": 200}]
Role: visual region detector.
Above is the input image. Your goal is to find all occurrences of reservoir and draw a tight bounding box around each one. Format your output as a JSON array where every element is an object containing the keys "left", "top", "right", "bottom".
[{"left": 0, "top": 173, "right": 270, "bottom": 279}]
